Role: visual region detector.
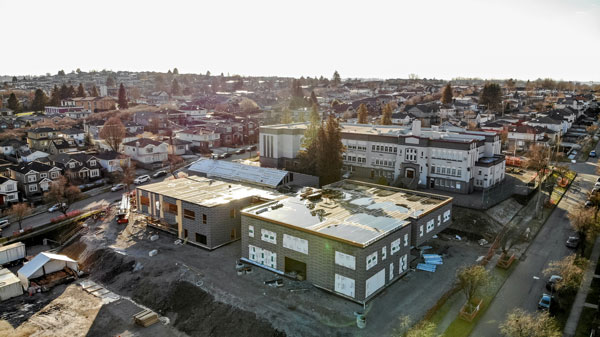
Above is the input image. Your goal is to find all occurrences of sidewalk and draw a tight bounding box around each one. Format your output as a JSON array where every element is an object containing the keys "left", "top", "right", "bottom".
[{"left": 564, "top": 235, "right": 600, "bottom": 337}]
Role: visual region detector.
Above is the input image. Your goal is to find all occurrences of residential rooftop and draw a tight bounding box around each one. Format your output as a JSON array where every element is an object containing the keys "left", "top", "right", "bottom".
[
  {"left": 136, "top": 175, "right": 279, "bottom": 208},
  {"left": 242, "top": 180, "right": 452, "bottom": 247}
]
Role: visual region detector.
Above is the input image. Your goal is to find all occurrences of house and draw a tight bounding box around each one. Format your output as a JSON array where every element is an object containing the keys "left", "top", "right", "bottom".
[
  {"left": 0, "top": 139, "right": 29, "bottom": 157},
  {"left": 57, "top": 129, "right": 86, "bottom": 147},
  {"left": 65, "top": 96, "right": 116, "bottom": 112},
  {"left": 48, "top": 139, "right": 78, "bottom": 155},
  {"left": 147, "top": 91, "right": 170, "bottom": 105},
  {"left": 7, "top": 161, "right": 62, "bottom": 200},
  {"left": 136, "top": 176, "right": 278, "bottom": 250},
  {"left": 48, "top": 153, "right": 102, "bottom": 183},
  {"left": 526, "top": 116, "right": 568, "bottom": 135},
  {"left": 0, "top": 176, "right": 19, "bottom": 206},
  {"left": 175, "top": 128, "right": 221, "bottom": 149},
  {"left": 122, "top": 138, "right": 168, "bottom": 169},
  {"left": 20, "top": 151, "right": 50, "bottom": 163},
  {"left": 94, "top": 151, "right": 131, "bottom": 173},
  {"left": 26, "top": 127, "right": 58, "bottom": 152},
  {"left": 241, "top": 180, "right": 453, "bottom": 302},
  {"left": 166, "top": 138, "right": 191, "bottom": 155}
]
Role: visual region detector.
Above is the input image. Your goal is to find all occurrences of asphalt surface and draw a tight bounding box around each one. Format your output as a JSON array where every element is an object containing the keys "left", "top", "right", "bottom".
[{"left": 470, "top": 152, "right": 599, "bottom": 336}]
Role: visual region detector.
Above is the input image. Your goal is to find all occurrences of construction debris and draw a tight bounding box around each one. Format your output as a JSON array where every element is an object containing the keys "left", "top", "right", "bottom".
[
  {"left": 150, "top": 235, "right": 159, "bottom": 242},
  {"left": 264, "top": 278, "right": 283, "bottom": 287},
  {"left": 149, "top": 249, "right": 158, "bottom": 257},
  {"left": 133, "top": 308, "right": 159, "bottom": 327},
  {"left": 416, "top": 263, "right": 436, "bottom": 272}
]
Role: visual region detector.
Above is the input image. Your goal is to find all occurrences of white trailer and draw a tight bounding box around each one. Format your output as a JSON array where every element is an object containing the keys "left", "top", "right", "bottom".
[
  {"left": 0, "top": 268, "right": 23, "bottom": 301},
  {"left": 0, "top": 242, "right": 26, "bottom": 266}
]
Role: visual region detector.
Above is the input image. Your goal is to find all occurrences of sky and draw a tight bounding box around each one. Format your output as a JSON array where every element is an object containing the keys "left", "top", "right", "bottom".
[{"left": 1, "top": 0, "right": 599, "bottom": 82}]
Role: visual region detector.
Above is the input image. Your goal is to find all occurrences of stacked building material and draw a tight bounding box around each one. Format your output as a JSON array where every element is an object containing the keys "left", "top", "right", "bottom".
[{"left": 133, "top": 309, "right": 159, "bottom": 327}]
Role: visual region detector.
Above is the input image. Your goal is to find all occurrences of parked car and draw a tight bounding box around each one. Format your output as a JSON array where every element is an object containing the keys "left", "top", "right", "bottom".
[
  {"left": 590, "top": 150, "right": 596, "bottom": 158},
  {"left": 538, "top": 293, "right": 554, "bottom": 310},
  {"left": 219, "top": 153, "right": 231, "bottom": 159},
  {"left": 134, "top": 175, "right": 151, "bottom": 185},
  {"left": 585, "top": 200, "right": 594, "bottom": 208},
  {"left": 246, "top": 145, "right": 257, "bottom": 152},
  {"left": 152, "top": 170, "right": 167, "bottom": 179},
  {"left": 111, "top": 183, "right": 125, "bottom": 192},
  {"left": 0, "top": 219, "right": 9, "bottom": 229},
  {"left": 48, "top": 203, "right": 66, "bottom": 213},
  {"left": 211, "top": 153, "right": 220, "bottom": 159},
  {"left": 342, "top": 172, "right": 352, "bottom": 179},
  {"left": 235, "top": 148, "right": 246, "bottom": 155},
  {"left": 594, "top": 181, "right": 600, "bottom": 188},
  {"left": 546, "top": 275, "right": 563, "bottom": 292},
  {"left": 566, "top": 235, "right": 581, "bottom": 248}
]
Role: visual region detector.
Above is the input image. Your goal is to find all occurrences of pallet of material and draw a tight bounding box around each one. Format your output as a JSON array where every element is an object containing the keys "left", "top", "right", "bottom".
[{"left": 133, "top": 309, "right": 159, "bottom": 327}]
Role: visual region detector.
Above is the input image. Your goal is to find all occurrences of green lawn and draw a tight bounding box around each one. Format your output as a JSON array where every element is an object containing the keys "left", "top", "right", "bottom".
[{"left": 442, "top": 265, "right": 513, "bottom": 337}]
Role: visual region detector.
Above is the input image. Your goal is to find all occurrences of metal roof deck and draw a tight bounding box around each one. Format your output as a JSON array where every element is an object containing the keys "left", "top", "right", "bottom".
[{"left": 188, "top": 158, "right": 288, "bottom": 188}]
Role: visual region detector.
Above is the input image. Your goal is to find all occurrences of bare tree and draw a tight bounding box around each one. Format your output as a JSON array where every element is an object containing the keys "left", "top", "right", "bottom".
[
  {"left": 120, "top": 162, "right": 136, "bottom": 193},
  {"left": 525, "top": 144, "right": 552, "bottom": 218},
  {"left": 457, "top": 265, "right": 489, "bottom": 313},
  {"left": 99, "top": 116, "right": 126, "bottom": 152},
  {"left": 7, "top": 203, "right": 32, "bottom": 230},
  {"left": 500, "top": 308, "right": 560, "bottom": 337},
  {"left": 543, "top": 254, "right": 587, "bottom": 294},
  {"left": 567, "top": 206, "right": 598, "bottom": 256},
  {"left": 44, "top": 176, "right": 82, "bottom": 216},
  {"left": 163, "top": 154, "right": 184, "bottom": 179}
]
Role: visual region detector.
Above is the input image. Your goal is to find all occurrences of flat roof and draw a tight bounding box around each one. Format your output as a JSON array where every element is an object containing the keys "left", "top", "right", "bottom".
[
  {"left": 137, "top": 176, "right": 279, "bottom": 207},
  {"left": 188, "top": 158, "right": 288, "bottom": 188},
  {"left": 263, "top": 122, "right": 491, "bottom": 144},
  {"left": 242, "top": 180, "right": 452, "bottom": 247}
]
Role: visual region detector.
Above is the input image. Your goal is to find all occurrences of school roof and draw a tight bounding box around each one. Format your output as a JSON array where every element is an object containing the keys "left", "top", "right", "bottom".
[
  {"left": 136, "top": 175, "right": 279, "bottom": 208},
  {"left": 188, "top": 158, "right": 289, "bottom": 188},
  {"left": 242, "top": 180, "right": 452, "bottom": 247}
]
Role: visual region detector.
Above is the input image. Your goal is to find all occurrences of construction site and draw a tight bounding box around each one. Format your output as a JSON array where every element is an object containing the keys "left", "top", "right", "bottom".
[{"left": 0, "top": 192, "right": 497, "bottom": 337}]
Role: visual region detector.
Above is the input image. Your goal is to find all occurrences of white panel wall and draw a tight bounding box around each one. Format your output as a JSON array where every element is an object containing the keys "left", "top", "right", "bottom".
[
  {"left": 334, "top": 274, "right": 355, "bottom": 298},
  {"left": 283, "top": 234, "right": 308, "bottom": 255},
  {"left": 335, "top": 251, "right": 356, "bottom": 270},
  {"left": 365, "top": 269, "right": 386, "bottom": 298}
]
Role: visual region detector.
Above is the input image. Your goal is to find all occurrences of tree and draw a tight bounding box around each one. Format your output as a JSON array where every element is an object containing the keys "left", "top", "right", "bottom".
[
  {"left": 120, "top": 162, "right": 136, "bottom": 193},
  {"left": 49, "top": 85, "right": 61, "bottom": 106},
  {"left": 480, "top": 83, "right": 503, "bottom": 111},
  {"left": 58, "top": 70, "right": 65, "bottom": 76},
  {"left": 163, "top": 154, "right": 184, "bottom": 179},
  {"left": 381, "top": 103, "right": 393, "bottom": 125},
  {"left": 171, "top": 79, "right": 181, "bottom": 96},
  {"left": 173, "top": 67, "right": 179, "bottom": 75},
  {"left": 357, "top": 103, "right": 368, "bottom": 124},
  {"left": 59, "top": 84, "right": 74, "bottom": 100},
  {"left": 206, "top": 70, "right": 211, "bottom": 77},
  {"left": 310, "top": 91, "right": 318, "bottom": 106},
  {"left": 525, "top": 144, "right": 552, "bottom": 218},
  {"left": 106, "top": 76, "right": 116, "bottom": 87},
  {"left": 316, "top": 115, "right": 344, "bottom": 185},
  {"left": 567, "top": 206, "right": 598, "bottom": 256},
  {"left": 441, "top": 83, "right": 453, "bottom": 104},
  {"left": 7, "top": 93, "right": 21, "bottom": 112},
  {"left": 297, "top": 109, "right": 306, "bottom": 123},
  {"left": 31, "top": 89, "right": 48, "bottom": 112},
  {"left": 457, "top": 265, "right": 489, "bottom": 313},
  {"left": 504, "top": 78, "right": 516, "bottom": 92},
  {"left": 8, "top": 203, "right": 32, "bottom": 230},
  {"left": 117, "top": 83, "right": 128, "bottom": 109},
  {"left": 11, "top": 76, "right": 17, "bottom": 83},
  {"left": 99, "top": 116, "right": 126, "bottom": 152},
  {"left": 90, "top": 85, "right": 99, "bottom": 97},
  {"left": 544, "top": 254, "right": 587, "bottom": 294},
  {"left": 281, "top": 108, "right": 293, "bottom": 124},
  {"left": 586, "top": 124, "right": 598, "bottom": 135},
  {"left": 44, "top": 176, "right": 82, "bottom": 216},
  {"left": 332, "top": 70, "right": 341, "bottom": 87},
  {"left": 500, "top": 308, "right": 560, "bottom": 337},
  {"left": 76, "top": 83, "right": 86, "bottom": 97},
  {"left": 302, "top": 104, "right": 321, "bottom": 148}
]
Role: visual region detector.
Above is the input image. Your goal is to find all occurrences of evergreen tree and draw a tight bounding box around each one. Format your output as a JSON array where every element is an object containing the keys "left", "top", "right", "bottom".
[
  {"left": 59, "top": 84, "right": 69, "bottom": 99},
  {"left": 357, "top": 103, "right": 368, "bottom": 124},
  {"left": 380, "top": 103, "right": 392, "bottom": 125},
  {"left": 206, "top": 70, "right": 211, "bottom": 77},
  {"left": 167, "top": 69, "right": 172, "bottom": 75},
  {"left": 68, "top": 85, "right": 76, "bottom": 98},
  {"left": 76, "top": 83, "right": 87, "bottom": 97},
  {"left": 31, "top": 89, "right": 48, "bottom": 112},
  {"left": 297, "top": 109, "right": 305, "bottom": 122},
  {"left": 173, "top": 67, "right": 179, "bottom": 75},
  {"left": 441, "top": 83, "right": 453, "bottom": 104},
  {"left": 90, "top": 85, "right": 99, "bottom": 97},
  {"left": 49, "top": 85, "right": 61, "bottom": 106},
  {"left": 7, "top": 93, "right": 21, "bottom": 112},
  {"left": 316, "top": 115, "right": 343, "bottom": 185},
  {"left": 310, "top": 91, "right": 318, "bottom": 106},
  {"left": 57, "top": 70, "right": 65, "bottom": 76},
  {"left": 171, "top": 79, "right": 181, "bottom": 96},
  {"left": 302, "top": 104, "right": 321, "bottom": 148},
  {"left": 332, "top": 70, "right": 341, "bottom": 86},
  {"left": 480, "top": 83, "right": 502, "bottom": 111},
  {"left": 118, "top": 83, "right": 128, "bottom": 109},
  {"left": 11, "top": 76, "right": 17, "bottom": 83}
]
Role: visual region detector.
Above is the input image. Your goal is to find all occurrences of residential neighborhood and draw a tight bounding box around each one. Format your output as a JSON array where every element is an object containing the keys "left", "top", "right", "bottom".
[{"left": 0, "top": 1, "right": 599, "bottom": 337}]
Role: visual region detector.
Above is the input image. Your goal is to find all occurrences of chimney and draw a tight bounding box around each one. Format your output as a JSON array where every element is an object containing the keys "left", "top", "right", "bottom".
[{"left": 412, "top": 120, "right": 421, "bottom": 137}]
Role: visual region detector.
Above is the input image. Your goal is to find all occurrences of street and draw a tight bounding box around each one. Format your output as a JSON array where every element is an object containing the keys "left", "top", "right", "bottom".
[{"left": 470, "top": 151, "right": 600, "bottom": 336}]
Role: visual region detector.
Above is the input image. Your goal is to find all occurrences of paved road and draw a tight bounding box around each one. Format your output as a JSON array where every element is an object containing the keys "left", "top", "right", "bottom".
[
  {"left": 470, "top": 154, "right": 599, "bottom": 336},
  {"left": 0, "top": 176, "right": 169, "bottom": 238}
]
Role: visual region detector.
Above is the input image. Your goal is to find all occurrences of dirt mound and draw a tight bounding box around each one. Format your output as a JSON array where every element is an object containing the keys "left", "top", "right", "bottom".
[{"left": 81, "top": 248, "right": 286, "bottom": 337}]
